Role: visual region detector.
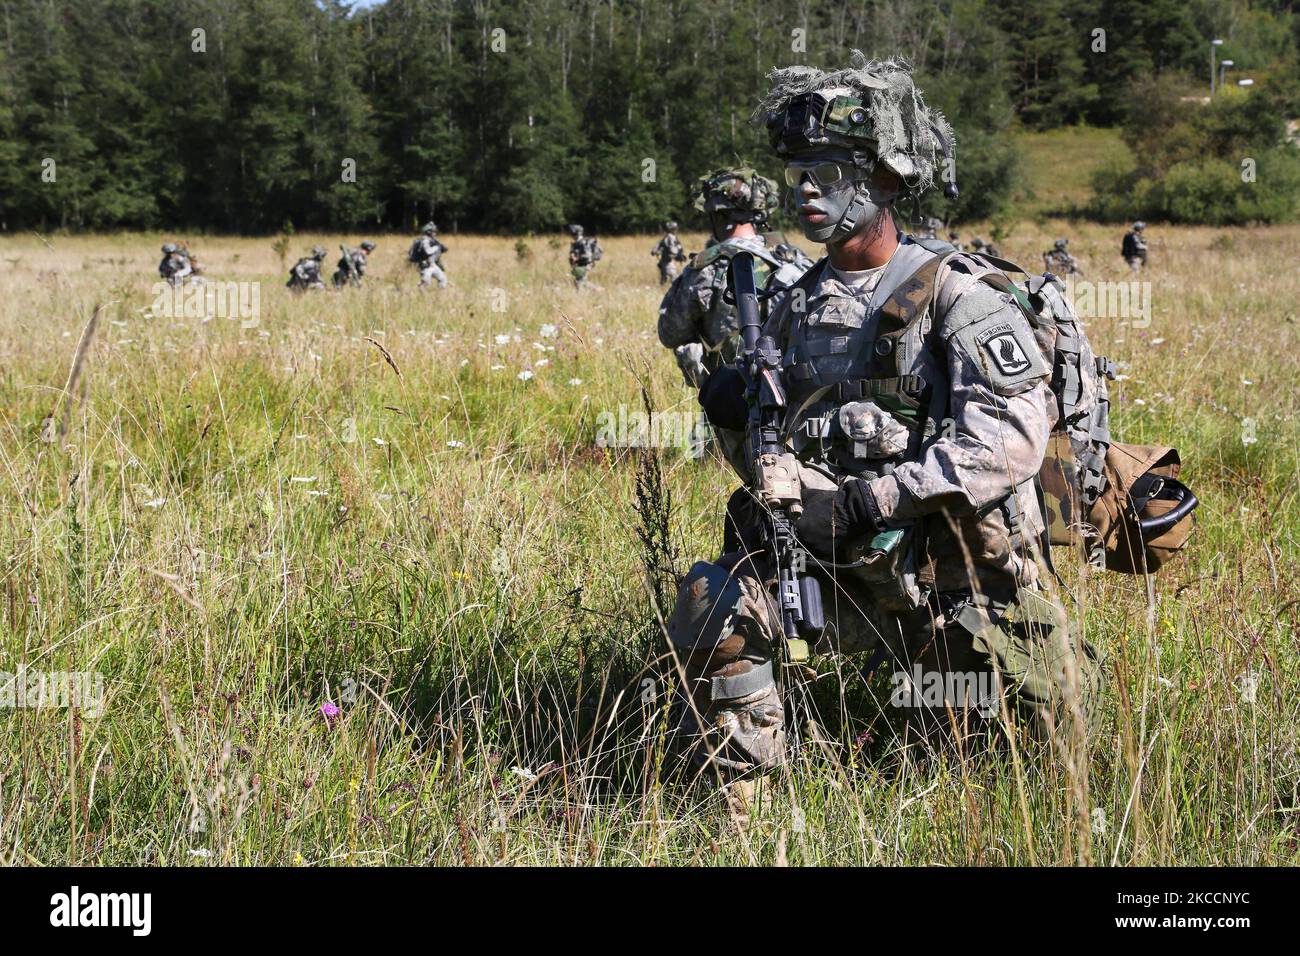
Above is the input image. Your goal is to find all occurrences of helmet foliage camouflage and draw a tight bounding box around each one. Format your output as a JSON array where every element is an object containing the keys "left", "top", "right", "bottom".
[
  {"left": 692, "top": 166, "right": 779, "bottom": 225},
  {"left": 757, "top": 51, "right": 957, "bottom": 198}
]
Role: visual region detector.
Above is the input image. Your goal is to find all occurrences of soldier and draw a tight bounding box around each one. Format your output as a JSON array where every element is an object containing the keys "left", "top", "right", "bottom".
[
  {"left": 918, "top": 217, "right": 942, "bottom": 240},
  {"left": 158, "top": 243, "right": 194, "bottom": 287},
  {"left": 287, "top": 246, "right": 327, "bottom": 292},
  {"left": 409, "top": 222, "right": 448, "bottom": 288},
  {"left": 667, "top": 54, "right": 1101, "bottom": 804},
  {"left": 947, "top": 229, "right": 963, "bottom": 251},
  {"left": 1044, "top": 238, "right": 1082, "bottom": 276},
  {"left": 651, "top": 221, "right": 687, "bottom": 285},
  {"left": 568, "top": 224, "right": 603, "bottom": 290},
  {"left": 657, "top": 166, "right": 812, "bottom": 471},
  {"left": 333, "top": 240, "right": 376, "bottom": 288},
  {"left": 1122, "top": 221, "right": 1147, "bottom": 271}
]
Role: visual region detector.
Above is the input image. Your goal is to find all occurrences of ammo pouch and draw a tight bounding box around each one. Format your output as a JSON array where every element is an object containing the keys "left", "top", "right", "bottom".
[{"left": 1088, "top": 442, "right": 1198, "bottom": 574}]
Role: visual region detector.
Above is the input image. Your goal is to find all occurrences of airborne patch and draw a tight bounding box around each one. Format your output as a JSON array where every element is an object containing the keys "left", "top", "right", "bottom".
[
  {"left": 951, "top": 313, "right": 1048, "bottom": 394},
  {"left": 977, "top": 322, "right": 1033, "bottom": 376}
]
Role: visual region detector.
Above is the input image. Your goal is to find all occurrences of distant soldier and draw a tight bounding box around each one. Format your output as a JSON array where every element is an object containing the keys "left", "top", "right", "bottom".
[
  {"left": 947, "top": 229, "right": 963, "bottom": 251},
  {"left": 918, "top": 216, "right": 942, "bottom": 240},
  {"left": 287, "top": 246, "right": 327, "bottom": 292},
  {"left": 158, "top": 243, "right": 194, "bottom": 287},
  {"left": 333, "top": 240, "right": 376, "bottom": 288},
  {"left": 970, "top": 236, "right": 1002, "bottom": 258},
  {"left": 568, "top": 224, "right": 603, "bottom": 289},
  {"left": 651, "top": 221, "right": 687, "bottom": 285},
  {"left": 1043, "top": 238, "right": 1082, "bottom": 276},
  {"left": 409, "top": 222, "right": 448, "bottom": 288},
  {"left": 1122, "top": 221, "right": 1148, "bottom": 271}
]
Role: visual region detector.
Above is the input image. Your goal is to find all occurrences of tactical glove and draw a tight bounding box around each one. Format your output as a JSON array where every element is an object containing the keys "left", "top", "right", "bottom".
[
  {"left": 698, "top": 364, "right": 748, "bottom": 430},
  {"left": 794, "top": 479, "right": 885, "bottom": 559}
]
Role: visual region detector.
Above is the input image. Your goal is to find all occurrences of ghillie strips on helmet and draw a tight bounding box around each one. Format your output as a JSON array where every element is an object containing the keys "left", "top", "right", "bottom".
[
  {"left": 757, "top": 52, "right": 957, "bottom": 239},
  {"left": 692, "top": 166, "right": 780, "bottom": 229}
]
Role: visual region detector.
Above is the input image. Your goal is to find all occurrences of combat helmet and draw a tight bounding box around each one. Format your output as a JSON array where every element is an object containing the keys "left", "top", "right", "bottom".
[
  {"left": 1054, "top": 238, "right": 1069, "bottom": 250},
  {"left": 970, "top": 237, "right": 986, "bottom": 250},
  {"left": 692, "top": 166, "right": 779, "bottom": 228},
  {"left": 759, "top": 52, "right": 957, "bottom": 198},
  {"left": 162, "top": 243, "right": 178, "bottom": 254},
  {"left": 360, "top": 240, "right": 376, "bottom": 251},
  {"left": 1132, "top": 221, "right": 1146, "bottom": 232},
  {"left": 311, "top": 246, "right": 326, "bottom": 259},
  {"left": 664, "top": 221, "right": 678, "bottom": 232},
  {"left": 422, "top": 222, "right": 438, "bottom": 235},
  {"left": 568, "top": 224, "right": 584, "bottom": 238}
]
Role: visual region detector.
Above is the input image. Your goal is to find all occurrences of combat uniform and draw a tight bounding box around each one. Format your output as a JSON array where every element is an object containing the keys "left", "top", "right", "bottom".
[
  {"left": 1043, "top": 240, "right": 1081, "bottom": 276},
  {"left": 666, "top": 55, "right": 1101, "bottom": 780},
  {"left": 333, "top": 241, "right": 375, "bottom": 288},
  {"left": 159, "top": 244, "right": 193, "bottom": 287},
  {"left": 652, "top": 226, "right": 687, "bottom": 285},
  {"left": 569, "top": 226, "right": 603, "bottom": 289},
  {"left": 411, "top": 225, "right": 448, "bottom": 288},
  {"left": 1122, "top": 224, "right": 1147, "bottom": 271},
  {"left": 287, "top": 248, "right": 326, "bottom": 291}
]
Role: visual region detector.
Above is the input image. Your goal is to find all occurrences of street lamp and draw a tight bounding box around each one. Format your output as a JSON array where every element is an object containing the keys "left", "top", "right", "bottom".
[
  {"left": 1211, "top": 38, "right": 1224, "bottom": 95},
  {"left": 1219, "top": 60, "right": 1234, "bottom": 92},
  {"left": 1238, "top": 78, "right": 1255, "bottom": 88}
]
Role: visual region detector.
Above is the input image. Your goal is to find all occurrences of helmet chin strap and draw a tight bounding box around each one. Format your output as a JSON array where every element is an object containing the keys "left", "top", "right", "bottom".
[{"left": 829, "top": 181, "right": 886, "bottom": 243}]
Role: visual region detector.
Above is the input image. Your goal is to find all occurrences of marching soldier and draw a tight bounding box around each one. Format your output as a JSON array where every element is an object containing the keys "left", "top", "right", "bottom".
[
  {"left": 333, "top": 240, "right": 376, "bottom": 288},
  {"left": 410, "top": 222, "right": 448, "bottom": 288},
  {"left": 651, "top": 221, "right": 687, "bottom": 285},
  {"left": 287, "top": 246, "right": 327, "bottom": 291}
]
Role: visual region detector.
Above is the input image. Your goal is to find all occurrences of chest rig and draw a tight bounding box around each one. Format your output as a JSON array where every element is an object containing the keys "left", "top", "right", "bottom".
[{"left": 780, "top": 245, "right": 947, "bottom": 477}]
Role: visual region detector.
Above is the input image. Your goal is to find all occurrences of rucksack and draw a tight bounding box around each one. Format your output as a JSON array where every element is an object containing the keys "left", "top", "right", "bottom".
[
  {"left": 408, "top": 239, "right": 424, "bottom": 264},
  {"left": 971, "top": 253, "right": 1197, "bottom": 572}
]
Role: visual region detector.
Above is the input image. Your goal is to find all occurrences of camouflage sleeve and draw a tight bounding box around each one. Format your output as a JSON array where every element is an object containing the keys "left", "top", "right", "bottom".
[
  {"left": 866, "top": 283, "right": 1052, "bottom": 523},
  {"left": 657, "top": 268, "right": 710, "bottom": 349}
]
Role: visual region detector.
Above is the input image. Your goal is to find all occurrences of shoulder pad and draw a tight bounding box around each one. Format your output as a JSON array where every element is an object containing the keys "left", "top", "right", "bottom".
[{"left": 911, "top": 236, "right": 958, "bottom": 255}]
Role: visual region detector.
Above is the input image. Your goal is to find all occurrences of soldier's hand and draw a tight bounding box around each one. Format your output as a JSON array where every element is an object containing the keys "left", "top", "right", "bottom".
[
  {"left": 794, "top": 480, "right": 885, "bottom": 560},
  {"left": 698, "top": 364, "right": 747, "bottom": 429}
]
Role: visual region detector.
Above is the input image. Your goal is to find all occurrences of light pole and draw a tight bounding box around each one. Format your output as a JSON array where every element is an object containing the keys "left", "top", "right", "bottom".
[
  {"left": 1211, "top": 38, "right": 1223, "bottom": 95},
  {"left": 1219, "top": 60, "right": 1234, "bottom": 93}
]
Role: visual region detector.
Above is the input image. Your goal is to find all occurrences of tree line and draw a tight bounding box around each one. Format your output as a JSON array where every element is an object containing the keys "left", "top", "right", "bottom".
[{"left": 1, "top": 0, "right": 1296, "bottom": 234}]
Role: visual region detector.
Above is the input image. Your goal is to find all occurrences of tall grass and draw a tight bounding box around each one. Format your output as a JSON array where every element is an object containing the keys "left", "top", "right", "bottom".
[{"left": 0, "top": 225, "right": 1296, "bottom": 865}]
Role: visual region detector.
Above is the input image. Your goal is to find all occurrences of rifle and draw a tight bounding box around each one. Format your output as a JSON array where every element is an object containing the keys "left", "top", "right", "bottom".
[
  {"left": 729, "top": 252, "right": 825, "bottom": 661},
  {"left": 339, "top": 244, "right": 359, "bottom": 284}
]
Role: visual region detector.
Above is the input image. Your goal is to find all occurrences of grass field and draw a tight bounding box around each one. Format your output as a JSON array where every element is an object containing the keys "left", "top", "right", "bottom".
[
  {"left": 1, "top": 220, "right": 1297, "bottom": 865},
  {"left": 1014, "top": 125, "right": 1130, "bottom": 218}
]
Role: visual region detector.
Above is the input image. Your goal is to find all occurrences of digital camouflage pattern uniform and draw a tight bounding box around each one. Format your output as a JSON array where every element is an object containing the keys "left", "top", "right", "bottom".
[
  {"left": 333, "top": 240, "right": 375, "bottom": 288},
  {"left": 666, "top": 55, "right": 1101, "bottom": 780},
  {"left": 159, "top": 243, "right": 193, "bottom": 287},
  {"left": 569, "top": 224, "right": 603, "bottom": 289},
  {"left": 287, "top": 247, "right": 327, "bottom": 291},
  {"left": 652, "top": 222, "right": 687, "bottom": 285},
  {"left": 1122, "top": 222, "right": 1147, "bottom": 271},
  {"left": 657, "top": 167, "right": 812, "bottom": 473},
  {"left": 1043, "top": 239, "right": 1081, "bottom": 276},
  {"left": 411, "top": 223, "right": 448, "bottom": 288}
]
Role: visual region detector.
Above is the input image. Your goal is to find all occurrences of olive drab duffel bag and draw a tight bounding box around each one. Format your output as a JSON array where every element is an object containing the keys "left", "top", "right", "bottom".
[{"left": 965, "top": 251, "right": 1201, "bottom": 574}]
